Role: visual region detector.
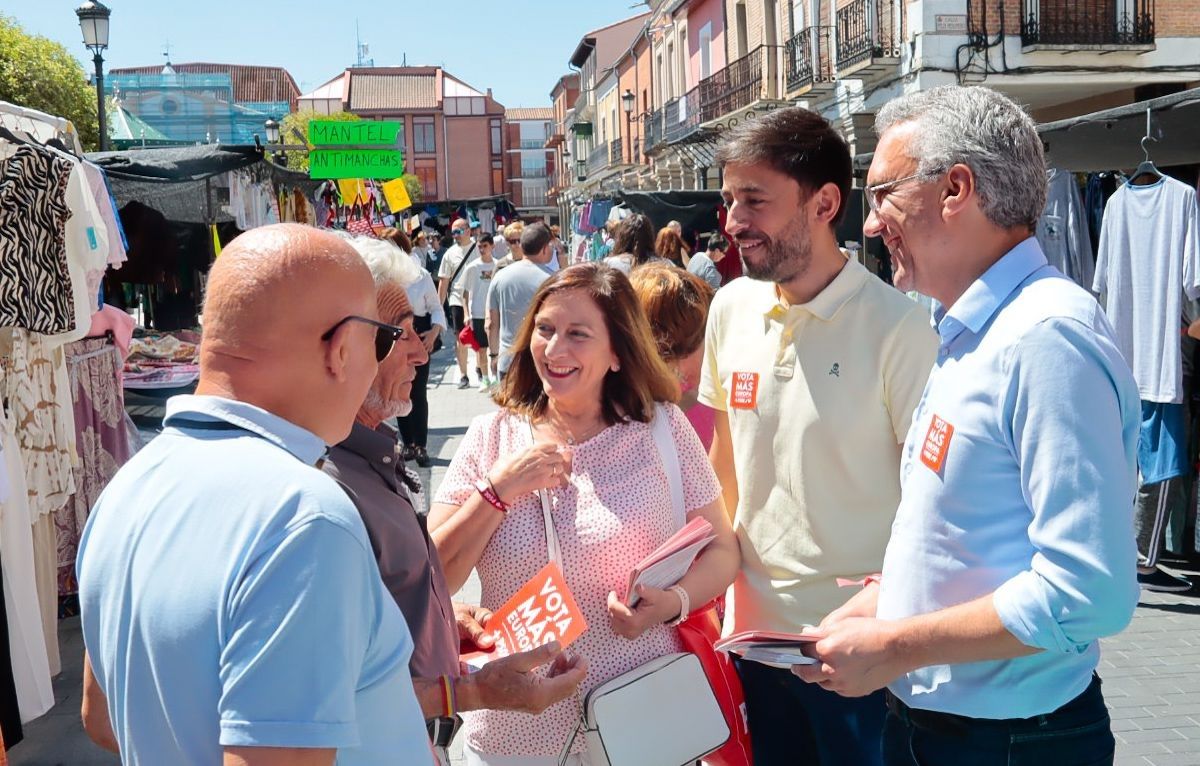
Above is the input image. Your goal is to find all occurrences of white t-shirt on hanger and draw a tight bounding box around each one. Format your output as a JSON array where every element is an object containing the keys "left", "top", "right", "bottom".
[{"left": 1093, "top": 175, "right": 1200, "bottom": 404}]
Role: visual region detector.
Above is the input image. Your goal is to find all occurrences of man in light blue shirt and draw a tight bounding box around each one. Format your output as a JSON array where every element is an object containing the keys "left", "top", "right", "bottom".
[
  {"left": 686, "top": 236, "right": 726, "bottom": 290},
  {"left": 485, "top": 222, "right": 555, "bottom": 377},
  {"left": 78, "top": 224, "right": 431, "bottom": 766},
  {"left": 796, "top": 87, "right": 1139, "bottom": 766}
]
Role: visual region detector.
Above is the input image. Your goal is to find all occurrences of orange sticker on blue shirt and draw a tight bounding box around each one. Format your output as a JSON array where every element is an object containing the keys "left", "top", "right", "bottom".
[
  {"left": 730, "top": 372, "right": 759, "bottom": 410},
  {"left": 920, "top": 415, "right": 954, "bottom": 473}
]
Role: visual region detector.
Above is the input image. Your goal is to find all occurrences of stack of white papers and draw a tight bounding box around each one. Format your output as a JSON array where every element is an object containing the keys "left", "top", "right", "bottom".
[
  {"left": 715, "top": 630, "right": 821, "bottom": 669},
  {"left": 625, "top": 517, "right": 715, "bottom": 607}
]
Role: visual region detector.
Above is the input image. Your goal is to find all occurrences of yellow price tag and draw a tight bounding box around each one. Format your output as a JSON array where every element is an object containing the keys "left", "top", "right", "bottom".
[{"left": 382, "top": 178, "right": 412, "bottom": 213}]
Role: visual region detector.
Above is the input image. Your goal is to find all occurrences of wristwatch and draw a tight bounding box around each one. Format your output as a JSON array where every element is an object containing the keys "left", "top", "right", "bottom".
[{"left": 665, "top": 584, "right": 690, "bottom": 627}]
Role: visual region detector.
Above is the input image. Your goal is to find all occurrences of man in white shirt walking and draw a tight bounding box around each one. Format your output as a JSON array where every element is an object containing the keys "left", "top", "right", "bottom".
[
  {"left": 460, "top": 238, "right": 496, "bottom": 390},
  {"left": 437, "top": 218, "right": 479, "bottom": 389}
]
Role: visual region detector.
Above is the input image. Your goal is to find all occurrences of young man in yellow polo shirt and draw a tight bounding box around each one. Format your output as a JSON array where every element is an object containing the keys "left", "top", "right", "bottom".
[{"left": 700, "top": 107, "right": 936, "bottom": 765}]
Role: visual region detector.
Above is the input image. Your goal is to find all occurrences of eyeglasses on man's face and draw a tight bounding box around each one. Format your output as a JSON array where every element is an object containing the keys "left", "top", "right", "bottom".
[
  {"left": 321, "top": 315, "right": 409, "bottom": 362},
  {"left": 864, "top": 171, "right": 930, "bottom": 214}
]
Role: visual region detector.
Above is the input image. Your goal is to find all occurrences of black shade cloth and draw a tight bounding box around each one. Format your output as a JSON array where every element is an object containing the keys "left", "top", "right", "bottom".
[
  {"left": 615, "top": 190, "right": 724, "bottom": 241},
  {"left": 85, "top": 144, "right": 262, "bottom": 182}
]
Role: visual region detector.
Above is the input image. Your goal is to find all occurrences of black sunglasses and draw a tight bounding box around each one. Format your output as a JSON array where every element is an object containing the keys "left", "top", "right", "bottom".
[{"left": 321, "top": 315, "right": 409, "bottom": 362}]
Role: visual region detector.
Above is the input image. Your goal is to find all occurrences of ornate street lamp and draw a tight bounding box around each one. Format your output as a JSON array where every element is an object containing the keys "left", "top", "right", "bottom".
[
  {"left": 76, "top": 1, "right": 111, "bottom": 152},
  {"left": 263, "top": 118, "right": 287, "bottom": 165},
  {"left": 621, "top": 89, "right": 635, "bottom": 163}
]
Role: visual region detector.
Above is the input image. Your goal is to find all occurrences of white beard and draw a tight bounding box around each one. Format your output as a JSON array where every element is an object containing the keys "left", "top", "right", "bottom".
[{"left": 362, "top": 388, "right": 412, "bottom": 421}]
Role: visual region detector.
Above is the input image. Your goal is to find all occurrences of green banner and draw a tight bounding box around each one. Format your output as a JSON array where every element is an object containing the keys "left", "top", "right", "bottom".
[
  {"left": 308, "top": 120, "right": 401, "bottom": 147},
  {"left": 309, "top": 149, "right": 405, "bottom": 179}
]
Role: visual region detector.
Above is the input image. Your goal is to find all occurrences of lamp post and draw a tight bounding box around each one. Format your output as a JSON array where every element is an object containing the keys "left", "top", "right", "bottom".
[
  {"left": 264, "top": 118, "right": 285, "bottom": 165},
  {"left": 621, "top": 89, "right": 635, "bottom": 164},
  {"left": 76, "top": 1, "right": 111, "bottom": 152}
]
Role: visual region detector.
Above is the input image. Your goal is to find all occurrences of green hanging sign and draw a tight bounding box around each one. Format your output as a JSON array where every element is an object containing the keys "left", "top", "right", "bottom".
[
  {"left": 308, "top": 120, "right": 401, "bottom": 146},
  {"left": 309, "top": 149, "right": 405, "bottom": 179}
]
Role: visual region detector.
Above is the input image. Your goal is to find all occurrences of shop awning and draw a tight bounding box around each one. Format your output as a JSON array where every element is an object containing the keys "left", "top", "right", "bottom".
[
  {"left": 851, "top": 87, "right": 1200, "bottom": 176},
  {"left": 1038, "top": 87, "right": 1200, "bottom": 172}
]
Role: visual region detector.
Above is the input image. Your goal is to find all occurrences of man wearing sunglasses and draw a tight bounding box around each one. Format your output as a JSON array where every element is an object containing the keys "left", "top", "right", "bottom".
[
  {"left": 78, "top": 224, "right": 430, "bottom": 765},
  {"left": 325, "top": 237, "right": 587, "bottom": 763},
  {"left": 437, "top": 218, "right": 480, "bottom": 389}
]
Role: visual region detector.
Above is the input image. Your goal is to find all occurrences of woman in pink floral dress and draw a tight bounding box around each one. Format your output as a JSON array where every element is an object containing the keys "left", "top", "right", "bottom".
[{"left": 430, "top": 263, "right": 740, "bottom": 765}]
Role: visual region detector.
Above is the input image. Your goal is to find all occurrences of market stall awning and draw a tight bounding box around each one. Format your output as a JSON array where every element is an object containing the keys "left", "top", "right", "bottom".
[
  {"left": 851, "top": 87, "right": 1200, "bottom": 176},
  {"left": 87, "top": 144, "right": 263, "bottom": 182},
  {"left": 1039, "top": 87, "right": 1200, "bottom": 172}
]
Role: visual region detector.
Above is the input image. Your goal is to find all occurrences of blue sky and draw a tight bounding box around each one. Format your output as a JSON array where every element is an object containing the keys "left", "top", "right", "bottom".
[{"left": 13, "top": 1, "right": 648, "bottom": 107}]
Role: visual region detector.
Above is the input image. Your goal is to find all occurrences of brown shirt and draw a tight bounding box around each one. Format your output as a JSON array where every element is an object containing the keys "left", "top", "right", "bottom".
[{"left": 324, "top": 422, "right": 458, "bottom": 680}]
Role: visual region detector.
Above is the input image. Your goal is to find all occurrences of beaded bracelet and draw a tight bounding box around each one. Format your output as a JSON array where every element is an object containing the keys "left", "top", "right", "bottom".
[{"left": 475, "top": 478, "right": 508, "bottom": 514}]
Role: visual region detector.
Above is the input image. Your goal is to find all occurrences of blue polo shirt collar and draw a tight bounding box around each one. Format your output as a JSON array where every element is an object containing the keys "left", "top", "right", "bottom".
[
  {"left": 935, "top": 237, "right": 1047, "bottom": 347},
  {"left": 163, "top": 394, "right": 328, "bottom": 465}
]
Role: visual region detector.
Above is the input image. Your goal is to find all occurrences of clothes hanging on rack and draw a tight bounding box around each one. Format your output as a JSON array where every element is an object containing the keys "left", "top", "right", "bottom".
[
  {"left": 56, "top": 337, "right": 130, "bottom": 598},
  {"left": 80, "top": 161, "right": 128, "bottom": 272},
  {"left": 1085, "top": 173, "right": 1122, "bottom": 254},
  {"left": 1, "top": 330, "right": 74, "bottom": 677},
  {"left": 1036, "top": 169, "right": 1094, "bottom": 288},
  {"left": 0, "top": 401, "right": 53, "bottom": 724},
  {"left": 0, "top": 552, "right": 25, "bottom": 751},
  {"left": 1093, "top": 175, "right": 1200, "bottom": 405},
  {"left": 0, "top": 145, "right": 76, "bottom": 335},
  {"left": 227, "top": 170, "right": 279, "bottom": 230}
]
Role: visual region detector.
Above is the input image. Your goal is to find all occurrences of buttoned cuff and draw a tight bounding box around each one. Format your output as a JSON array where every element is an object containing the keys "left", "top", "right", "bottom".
[{"left": 993, "top": 571, "right": 1090, "bottom": 655}]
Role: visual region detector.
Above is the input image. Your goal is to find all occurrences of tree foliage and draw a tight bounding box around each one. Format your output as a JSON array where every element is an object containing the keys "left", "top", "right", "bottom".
[
  {"left": 280, "top": 109, "right": 360, "bottom": 173},
  {"left": 0, "top": 15, "right": 99, "bottom": 150},
  {"left": 279, "top": 109, "right": 422, "bottom": 205}
]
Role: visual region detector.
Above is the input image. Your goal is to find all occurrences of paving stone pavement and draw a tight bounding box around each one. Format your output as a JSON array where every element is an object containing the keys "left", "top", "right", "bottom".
[{"left": 11, "top": 347, "right": 1200, "bottom": 765}]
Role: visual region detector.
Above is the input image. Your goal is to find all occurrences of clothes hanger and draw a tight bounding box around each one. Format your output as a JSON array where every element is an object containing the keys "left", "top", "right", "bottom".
[
  {"left": 1130, "top": 108, "right": 1162, "bottom": 186},
  {"left": 0, "top": 120, "right": 32, "bottom": 145}
]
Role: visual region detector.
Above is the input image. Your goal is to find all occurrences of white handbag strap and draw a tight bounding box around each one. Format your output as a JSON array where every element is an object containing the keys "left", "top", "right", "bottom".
[
  {"left": 530, "top": 421, "right": 564, "bottom": 570},
  {"left": 650, "top": 403, "right": 686, "bottom": 529}
]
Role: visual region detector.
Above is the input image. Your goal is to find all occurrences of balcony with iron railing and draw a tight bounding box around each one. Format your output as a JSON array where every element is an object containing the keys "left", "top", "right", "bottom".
[
  {"left": 518, "top": 138, "right": 548, "bottom": 150},
  {"left": 1020, "top": 0, "right": 1154, "bottom": 48},
  {"left": 520, "top": 162, "right": 549, "bottom": 179},
  {"left": 586, "top": 142, "right": 609, "bottom": 176},
  {"left": 644, "top": 107, "right": 664, "bottom": 155},
  {"left": 609, "top": 138, "right": 623, "bottom": 167},
  {"left": 665, "top": 88, "right": 702, "bottom": 144},
  {"left": 697, "top": 46, "right": 784, "bottom": 126},
  {"left": 785, "top": 26, "right": 836, "bottom": 96},
  {"left": 836, "top": 0, "right": 905, "bottom": 78},
  {"left": 521, "top": 188, "right": 549, "bottom": 207}
]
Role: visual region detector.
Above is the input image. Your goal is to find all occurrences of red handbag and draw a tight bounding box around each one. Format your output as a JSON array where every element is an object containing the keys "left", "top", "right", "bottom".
[
  {"left": 345, "top": 193, "right": 380, "bottom": 237},
  {"left": 677, "top": 599, "right": 753, "bottom": 766}
]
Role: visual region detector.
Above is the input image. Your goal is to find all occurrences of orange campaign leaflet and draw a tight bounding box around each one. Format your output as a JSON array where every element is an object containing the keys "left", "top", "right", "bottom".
[{"left": 462, "top": 563, "right": 587, "bottom": 669}]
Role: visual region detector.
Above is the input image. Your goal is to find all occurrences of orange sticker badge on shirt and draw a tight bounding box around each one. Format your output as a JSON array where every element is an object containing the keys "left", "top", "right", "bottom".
[
  {"left": 730, "top": 372, "right": 760, "bottom": 410},
  {"left": 920, "top": 415, "right": 954, "bottom": 473}
]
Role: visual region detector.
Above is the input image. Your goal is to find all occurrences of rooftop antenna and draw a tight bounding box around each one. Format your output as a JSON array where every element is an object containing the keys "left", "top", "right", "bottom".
[{"left": 355, "top": 21, "right": 374, "bottom": 67}]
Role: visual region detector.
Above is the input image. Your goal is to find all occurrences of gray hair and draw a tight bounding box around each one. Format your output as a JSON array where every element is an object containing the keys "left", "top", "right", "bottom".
[
  {"left": 338, "top": 233, "right": 423, "bottom": 290},
  {"left": 875, "top": 86, "right": 1046, "bottom": 230}
]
